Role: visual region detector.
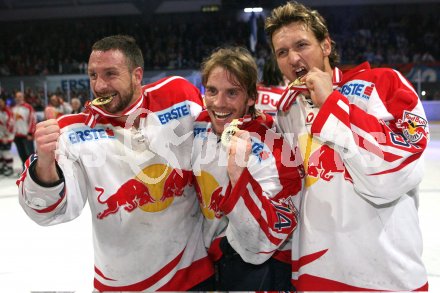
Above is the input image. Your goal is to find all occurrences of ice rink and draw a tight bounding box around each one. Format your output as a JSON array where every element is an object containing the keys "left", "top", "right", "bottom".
[{"left": 1, "top": 124, "right": 439, "bottom": 293}]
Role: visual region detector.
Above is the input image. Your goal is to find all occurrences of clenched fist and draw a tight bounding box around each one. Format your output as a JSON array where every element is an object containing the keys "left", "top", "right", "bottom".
[
  {"left": 227, "top": 129, "right": 252, "bottom": 188},
  {"left": 34, "top": 119, "right": 61, "bottom": 183}
]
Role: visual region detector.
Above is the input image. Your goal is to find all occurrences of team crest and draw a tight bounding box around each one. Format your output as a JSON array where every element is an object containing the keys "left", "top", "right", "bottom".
[{"left": 396, "top": 111, "right": 427, "bottom": 143}]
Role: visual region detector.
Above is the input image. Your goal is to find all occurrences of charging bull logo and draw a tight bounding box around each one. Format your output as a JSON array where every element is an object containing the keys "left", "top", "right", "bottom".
[
  {"left": 308, "top": 145, "right": 345, "bottom": 181},
  {"left": 396, "top": 111, "right": 428, "bottom": 144},
  {"left": 194, "top": 171, "right": 223, "bottom": 219},
  {"left": 96, "top": 179, "right": 155, "bottom": 219},
  {"left": 305, "top": 144, "right": 352, "bottom": 187},
  {"left": 206, "top": 186, "right": 223, "bottom": 218},
  {"left": 96, "top": 165, "right": 194, "bottom": 219},
  {"left": 161, "top": 169, "right": 193, "bottom": 201}
]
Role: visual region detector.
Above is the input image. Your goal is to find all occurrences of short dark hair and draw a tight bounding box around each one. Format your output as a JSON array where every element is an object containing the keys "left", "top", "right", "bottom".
[{"left": 92, "top": 35, "right": 144, "bottom": 70}]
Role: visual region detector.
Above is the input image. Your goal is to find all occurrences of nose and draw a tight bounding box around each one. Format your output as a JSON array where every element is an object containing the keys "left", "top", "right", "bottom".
[
  {"left": 93, "top": 75, "right": 107, "bottom": 93},
  {"left": 287, "top": 50, "right": 301, "bottom": 65},
  {"left": 213, "top": 91, "right": 228, "bottom": 107}
]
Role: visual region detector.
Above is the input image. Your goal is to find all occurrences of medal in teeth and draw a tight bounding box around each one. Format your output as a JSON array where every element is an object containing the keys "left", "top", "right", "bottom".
[
  {"left": 91, "top": 94, "right": 114, "bottom": 106},
  {"left": 221, "top": 119, "right": 240, "bottom": 148},
  {"left": 288, "top": 77, "right": 306, "bottom": 88}
]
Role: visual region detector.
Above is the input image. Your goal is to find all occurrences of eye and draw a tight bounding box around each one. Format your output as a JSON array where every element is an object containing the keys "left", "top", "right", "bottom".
[
  {"left": 227, "top": 89, "right": 238, "bottom": 96},
  {"left": 276, "top": 49, "right": 287, "bottom": 58},
  {"left": 88, "top": 72, "right": 97, "bottom": 80},
  {"left": 106, "top": 71, "right": 117, "bottom": 77},
  {"left": 297, "top": 41, "right": 308, "bottom": 50},
  {"left": 205, "top": 87, "right": 217, "bottom": 96}
]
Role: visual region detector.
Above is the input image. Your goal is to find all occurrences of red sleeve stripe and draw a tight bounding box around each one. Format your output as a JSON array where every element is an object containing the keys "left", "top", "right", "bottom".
[
  {"left": 351, "top": 123, "right": 424, "bottom": 157},
  {"left": 241, "top": 187, "right": 285, "bottom": 246},
  {"left": 219, "top": 171, "right": 247, "bottom": 214},
  {"left": 226, "top": 174, "right": 285, "bottom": 245},
  {"left": 32, "top": 194, "right": 65, "bottom": 213},
  {"left": 58, "top": 113, "right": 88, "bottom": 129},
  {"left": 94, "top": 248, "right": 184, "bottom": 291},
  {"left": 369, "top": 151, "right": 422, "bottom": 175},
  {"left": 312, "top": 93, "right": 350, "bottom": 135},
  {"left": 353, "top": 132, "right": 403, "bottom": 162}
]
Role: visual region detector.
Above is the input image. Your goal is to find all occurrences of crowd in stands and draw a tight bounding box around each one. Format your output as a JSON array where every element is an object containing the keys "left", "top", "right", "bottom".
[
  {"left": 0, "top": 3, "right": 439, "bottom": 77},
  {"left": 0, "top": 3, "right": 439, "bottom": 103}
]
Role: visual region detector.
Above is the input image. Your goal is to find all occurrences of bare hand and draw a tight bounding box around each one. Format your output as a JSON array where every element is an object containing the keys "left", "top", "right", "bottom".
[
  {"left": 303, "top": 67, "right": 334, "bottom": 107},
  {"left": 227, "top": 129, "right": 252, "bottom": 188},
  {"left": 34, "top": 119, "right": 61, "bottom": 183}
]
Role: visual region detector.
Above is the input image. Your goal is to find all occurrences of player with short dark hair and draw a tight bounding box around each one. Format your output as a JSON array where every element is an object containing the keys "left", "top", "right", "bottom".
[{"left": 17, "top": 35, "right": 214, "bottom": 291}]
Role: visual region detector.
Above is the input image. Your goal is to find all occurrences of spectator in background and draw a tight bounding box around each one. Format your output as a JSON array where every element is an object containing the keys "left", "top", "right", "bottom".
[
  {"left": 44, "top": 94, "right": 72, "bottom": 120},
  {"left": 421, "top": 51, "right": 435, "bottom": 63},
  {"left": 0, "top": 96, "right": 15, "bottom": 176},
  {"left": 255, "top": 55, "right": 287, "bottom": 118},
  {"left": 12, "top": 91, "right": 36, "bottom": 170},
  {"left": 70, "top": 97, "right": 83, "bottom": 114}
]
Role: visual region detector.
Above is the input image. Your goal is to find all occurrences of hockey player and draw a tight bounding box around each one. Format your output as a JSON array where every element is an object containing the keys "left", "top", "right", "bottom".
[
  {"left": 265, "top": 1, "right": 429, "bottom": 291},
  {"left": 192, "top": 46, "right": 302, "bottom": 290},
  {"left": 17, "top": 35, "right": 214, "bottom": 291},
  {"left": 0, "top": 96, "right": 15, "bottom": 176},
  {"left": 12, "top": 91, "right": 36, "bottom": 170}
]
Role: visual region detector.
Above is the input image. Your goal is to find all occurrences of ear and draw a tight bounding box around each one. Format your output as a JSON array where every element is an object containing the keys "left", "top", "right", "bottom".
[
  {"left": 133, "top": 67, "right": 144, "bottom": 85},
  {"left": 321, "top": 36, "right": 332, "bottom": 57},
  {"left": 247, "top": 96, "right": 256, "bottom": 107}
]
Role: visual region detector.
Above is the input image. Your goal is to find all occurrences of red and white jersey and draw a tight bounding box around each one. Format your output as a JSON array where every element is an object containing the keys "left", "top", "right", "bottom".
[
  {"left": 12, "top": 102, "right": 36, "bottom": 137},
  {"left": 277, "top": 62, "right": 429, "bottom": 291},
  {"left": 256, "top": 84, "right": 285, "bottom": 118},
  {"left": 17, "top": 76, "right": 214, "bottom": 291},
  {"left": 0, "top": 106, "right": 15, "bottom": 143},
  {"left": 192, "top": 111, "right": 302, "bottom": 265}
]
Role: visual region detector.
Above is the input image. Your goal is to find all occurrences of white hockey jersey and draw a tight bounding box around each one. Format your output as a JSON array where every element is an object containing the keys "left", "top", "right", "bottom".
[
  {"left": 256, "top": 84, "right": 285, "bottom": 118},
  {"left": 0, "top": 105, "right": 15, "bottom": 143},
  {"left": 192, "top": 111, "right": 302, "bottom": 265},
  {"left": 12, "top": 102, "right": 36, "bottom": 137},
  {"left": 17, "top": 76, "right": 214, "bottom": 291},
  {"left": 277, "top": 63, "right": 429, "bottom": 291}
]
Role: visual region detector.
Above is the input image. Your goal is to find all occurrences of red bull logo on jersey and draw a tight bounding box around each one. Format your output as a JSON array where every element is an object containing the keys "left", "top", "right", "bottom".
[
  {"left": 194, "top": 171, "right": 223, "bottom": 219},
  {"left": 298, "top": 133, "right": 352, "bottom": 187},
  {"left": 95, "top": 164, "right": 193, "bottom": 219},
  {"left": 307, "top": 145, "right": 345, "bottom": 182},
  {"left": 257, "top": 92, "right": 279, "bottom": 108},
  {"left": 160, "top": 168, "right": 193, "bottom": 201},
  {"left": 396, "top": 111, "right": 428, "bottom": 143},
  {"left": 68, "top": 127, "right": 115, "bottom": 144},
  {"left": 96, "top": 179, "right": 155, "bottom": 219}
]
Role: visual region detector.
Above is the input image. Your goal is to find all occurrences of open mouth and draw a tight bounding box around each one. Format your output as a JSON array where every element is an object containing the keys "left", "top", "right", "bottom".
[
  {"left": 213, "top": 111, "right": 232, "bottom": 120},
  {"left": 91, "top": 93, "right": 117, "bottom": 106},
  {"left": 295, "top": 67, "right": 307, "bottom": 79}
]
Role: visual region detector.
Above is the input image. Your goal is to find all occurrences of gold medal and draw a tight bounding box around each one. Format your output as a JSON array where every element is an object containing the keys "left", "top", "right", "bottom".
[
  {"left": 91, "top": 95, "right": 113, "bottom": 106},
  {"left": 221, "top": 119, "right": 240, "bottom": 148},
  {"left": 288, "top": 77, "right": 305, "bottom": 88}
]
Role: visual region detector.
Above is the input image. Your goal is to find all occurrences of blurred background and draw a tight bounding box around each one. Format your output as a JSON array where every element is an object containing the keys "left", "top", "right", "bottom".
[
  {"left": 0, "top": 0, "right": 439, "bottom": 122},
  {"left": 0, "top": 0, "right": 439, "bottom": 292}
]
